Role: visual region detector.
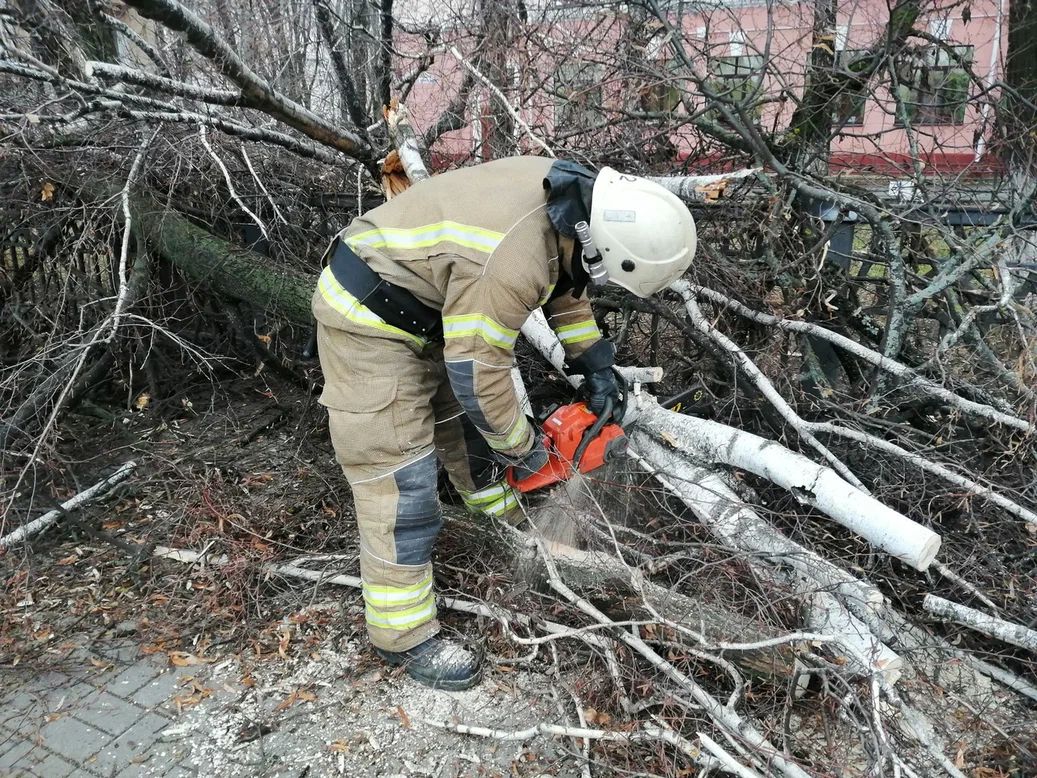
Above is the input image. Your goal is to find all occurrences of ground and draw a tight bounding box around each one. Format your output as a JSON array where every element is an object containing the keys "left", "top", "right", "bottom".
[
  {"left": 2, "top": 370, "right": 1034, "bottom": 778},
  {"left": 0, "top": 613, "right": 573, "bottom": 778},
  {"left": 0, "top": 374, "right": 583, "bottom": 778}
]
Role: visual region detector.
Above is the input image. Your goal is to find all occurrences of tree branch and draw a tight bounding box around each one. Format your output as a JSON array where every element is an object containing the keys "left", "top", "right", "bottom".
[{"left": 120, "top": 0, "right": 374, "bottom": 164}]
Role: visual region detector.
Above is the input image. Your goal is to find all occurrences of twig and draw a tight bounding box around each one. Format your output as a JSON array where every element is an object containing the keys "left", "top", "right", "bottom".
[
  {"left": 240, "top": 148, "right": 287, "bottom": 225},
  {"left": 528, "top": 532, "right": 814, "bottom": 778},
  {"left": 421, "top": 718, "right": 711, "bottom": 767},
  {"left": 109, "top": 128, "right": 158, "bottom": 342},
  {"left": 679, "top": 283, "right": 1034, "bottom": 434},
  {"left": 679, "top": 289, "right": 869, "bottom": 492},
  {"left": 120, "top": 0, "right": 373, "bottom": 162},
  {"left": 447, "top": 46, "right": 554, "bottom": 157},
  {"left": 198, "top": 124, "right": 268, "bottom": 239},
  {"left": 697, "top": 732, "right": 765, "bottom": 778},
  {"left": 96, "top": 13, "right": 170, "bottom": 73},
  {"left": 932, "top": 563, "right": 1001, "bottom": 614},
  {"left": 0, "top": 462, "right": 137, "bottom": 551}
]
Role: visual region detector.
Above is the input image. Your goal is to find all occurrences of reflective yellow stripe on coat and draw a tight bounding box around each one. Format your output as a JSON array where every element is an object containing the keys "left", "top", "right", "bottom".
[
  {"left": 317, "top": 267, "right": 426, "bottom": 346},
  {"left": 346, "top": 221, "right": 504, "bottom": 254},
  {"left": 443, "top": 314, "right": 519, "bottom": 350}
]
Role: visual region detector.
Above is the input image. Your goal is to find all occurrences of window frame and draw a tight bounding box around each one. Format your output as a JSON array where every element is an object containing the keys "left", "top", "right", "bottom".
[
  {"left": 706, "top": 54, "right": 765, "bottom": 121},
  {"left": 832, "top": 49, "right": 869, "bottom": 126},
  {"left": 554, "top": 60, "right": 605, "bottom": 131},
  {"left": 894, "top": 44, "right": 974, "bottom": 126}
]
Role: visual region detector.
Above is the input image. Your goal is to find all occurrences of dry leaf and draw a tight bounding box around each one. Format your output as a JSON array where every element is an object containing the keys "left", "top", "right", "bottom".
[
  {"left": 955, "top": 742, "right": 966, "bottom": 769},
  {"left": 396, "top": 705, "right": 410, "bottom": 728},
  {"left": 40, "top": 182, "right": 54, "bottom": 201},
  {"left": 296, "top": 690, "right": 317, "bottom": 702},
  {"left": 167, "top": 651, "right": 212, "bottom": 667},
  {"left": 256, "top": 334, "right": 272, "bottom": 345},
  {"left": 56, "top": 554, "right": 78, "bottom": 565},
  {"left": 44, "top": 712, "right": 67, "bottom": 723},
  {"left": 33, "top": 627, "right": 53, "bottom": 642},
  {"left": 659, "top": 431, "right": 679, "bottom": 448},
  {"left": 26, "top": 113, "right": 40, "bottom": 125},
  {"left": 328, "top": 739, "right": 350, "bottom": 753},
  {"left": 89, "top": 658, "right": 113, "bottom": 671},
  {"left": 274, "top": 692, "right": 298, "bottom": 712},
  {"left": 583, "top": 707, "right": 599, "bottom": 725},
  {"left": 135, "top": 392, "right": 151, "bottom": 410}
]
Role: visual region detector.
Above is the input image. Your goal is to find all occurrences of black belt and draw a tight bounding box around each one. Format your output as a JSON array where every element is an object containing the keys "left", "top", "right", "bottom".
[{"left": 327, "top": 240, "right": 443, "bottom": 341}]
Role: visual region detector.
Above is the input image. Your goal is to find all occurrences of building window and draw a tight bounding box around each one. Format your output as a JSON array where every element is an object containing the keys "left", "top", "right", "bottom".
[
  {"left": 555, "top": 61, "right": 603, "bottom": 130},
  {"left": 832, "top": 50, "right": 868, "bottom": 125},
  {"left": 708, "top": 55, "right": 764, "bottom": 120},
  {"left": 895, "top": 45, "right": 973, "bottom": 125},
  {"left": 639, "top": 60, "right": 682, "bottom": 114}
]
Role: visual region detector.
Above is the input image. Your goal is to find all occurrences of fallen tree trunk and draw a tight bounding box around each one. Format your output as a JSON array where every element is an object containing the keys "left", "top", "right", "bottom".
[
  {"left": 130, "top": 194, "right": 313, "bottom": 326},
  {"left": 634, "top": 402, "right": 941, "bottom": 570}
]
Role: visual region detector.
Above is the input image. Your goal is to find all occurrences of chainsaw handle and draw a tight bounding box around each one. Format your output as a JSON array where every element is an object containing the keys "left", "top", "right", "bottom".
[{"left": 571, "top": 396, "right": 615, "bottom": 471}]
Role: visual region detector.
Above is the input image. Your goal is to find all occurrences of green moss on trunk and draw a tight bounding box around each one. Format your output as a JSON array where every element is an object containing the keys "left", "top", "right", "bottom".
[{"left": 133, "top": 201, "right": 313, "bottom": 325}]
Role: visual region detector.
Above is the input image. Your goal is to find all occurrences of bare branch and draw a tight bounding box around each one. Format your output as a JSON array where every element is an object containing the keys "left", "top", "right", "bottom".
[{"left": 120, "top": 0, "right": 374, "bottom": 163}]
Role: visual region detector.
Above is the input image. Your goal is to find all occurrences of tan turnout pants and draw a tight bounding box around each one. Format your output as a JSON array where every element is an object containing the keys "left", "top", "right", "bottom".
[{"left": 315, "top": 320, "right": 520, "bottom": 652}]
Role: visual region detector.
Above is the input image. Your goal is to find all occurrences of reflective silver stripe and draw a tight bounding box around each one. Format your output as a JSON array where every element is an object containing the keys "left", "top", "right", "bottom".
[
  {"left": 482, "top": 489, "right": 519, "bottom": 516},
  {"left": 443, "top": 315, "right": 519, "bottom": 350},
  {"left": 365, "top": 600, "right": 436, "bottom": 629},
  {"left": 556, "top": 320, "right": 600, "bottom": 345},
  {"left": 462, "top": 482, "right": 510, "bottom": 503},
  {"left": 485, "top": 414, "right": 529, "bottom": 451}
]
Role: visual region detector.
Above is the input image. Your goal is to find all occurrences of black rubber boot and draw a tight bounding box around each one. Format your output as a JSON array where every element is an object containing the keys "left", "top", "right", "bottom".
[{"left": 373, "top": 637, "right": 483, "bottom": 691}]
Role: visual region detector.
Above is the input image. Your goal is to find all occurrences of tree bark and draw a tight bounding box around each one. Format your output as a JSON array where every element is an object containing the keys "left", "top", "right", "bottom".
[{"left": 131, "top": 197, "right": 313, "bottom": 326}]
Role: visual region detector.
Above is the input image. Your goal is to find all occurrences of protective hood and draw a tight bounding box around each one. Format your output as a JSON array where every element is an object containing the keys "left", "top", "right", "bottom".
[{"left": 543, "top": 159, "right": 596, "bottom": 238}]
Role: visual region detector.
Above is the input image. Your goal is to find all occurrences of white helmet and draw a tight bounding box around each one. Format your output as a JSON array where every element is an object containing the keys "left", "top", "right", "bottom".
[{"left": 588, "top": 167, "right": 697, "bottom": 297}]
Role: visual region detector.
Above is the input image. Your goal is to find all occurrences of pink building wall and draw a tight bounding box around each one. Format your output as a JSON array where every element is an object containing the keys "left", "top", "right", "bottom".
[{"left": 396, "top": 0, "right": 1007, "bottom": 177}]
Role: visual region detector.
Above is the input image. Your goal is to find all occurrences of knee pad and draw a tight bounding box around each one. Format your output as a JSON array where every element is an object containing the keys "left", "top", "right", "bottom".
[{"left": 392, "top": 454, "right": 443, "bottom": 566}]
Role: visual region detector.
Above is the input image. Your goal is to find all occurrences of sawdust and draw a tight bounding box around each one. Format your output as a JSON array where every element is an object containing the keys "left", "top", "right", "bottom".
[{"left": 148, "top": 607, "right": 574, "bottom": 778}]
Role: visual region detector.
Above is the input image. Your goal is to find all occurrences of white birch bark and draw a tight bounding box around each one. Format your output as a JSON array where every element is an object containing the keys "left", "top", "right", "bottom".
[
  {"left": 635, "top": 403, "right": 942, "bottom": 570},
  {"left": 923, "top": 594, "right": 1037, "bottom": 652},
  {"left": 0, "top": 462, "right": 137, "bottom": 550}
]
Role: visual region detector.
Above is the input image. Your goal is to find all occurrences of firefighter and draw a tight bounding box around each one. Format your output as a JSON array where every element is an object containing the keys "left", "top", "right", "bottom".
[{"left": 312, "top": 157, "right": 697, "bottom": 689}]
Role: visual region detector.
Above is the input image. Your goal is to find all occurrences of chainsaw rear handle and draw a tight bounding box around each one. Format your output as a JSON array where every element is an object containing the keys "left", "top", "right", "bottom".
[{"left": 571, "top": 395, "right": 615, "bottom": 470}]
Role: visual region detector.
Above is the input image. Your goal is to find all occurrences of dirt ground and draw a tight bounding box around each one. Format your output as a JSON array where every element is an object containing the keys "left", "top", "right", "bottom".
[
  {"left": 0, "top": 372, "right": 619, "bottom": 777},
  {"left": 3, "top": 368, "right": 1035, "bottom": 778}
]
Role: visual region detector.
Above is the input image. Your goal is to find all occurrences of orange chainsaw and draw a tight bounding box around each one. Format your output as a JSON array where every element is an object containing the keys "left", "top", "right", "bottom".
[{"left": 507, "top": 397, "right": 627, "bottom": 493}]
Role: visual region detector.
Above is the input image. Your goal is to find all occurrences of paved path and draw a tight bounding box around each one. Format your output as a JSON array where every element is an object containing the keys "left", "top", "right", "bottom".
[
  {"left": 0, "top": 629, "right": 567, "bottom": 778},
  {"left": 1, "top": 639, "right": 198, "bottom": 778}
]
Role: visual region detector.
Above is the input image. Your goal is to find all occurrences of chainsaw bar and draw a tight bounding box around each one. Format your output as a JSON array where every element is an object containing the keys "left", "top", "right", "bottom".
[{"left": 660, "top": 381, "right": 711, "bottom": 415}]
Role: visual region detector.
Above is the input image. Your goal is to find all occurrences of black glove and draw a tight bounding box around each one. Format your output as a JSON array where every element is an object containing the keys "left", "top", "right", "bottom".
[
  {"left": 583, "top": 368, "right": 621, "bottom": 416},
  {"left": 566, "top": 340, "right": 621, "bottom": 416},
  {"left": 505, "top": 426, "right": 551, "bottom": 481}
]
